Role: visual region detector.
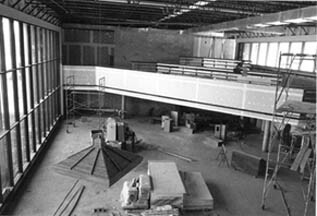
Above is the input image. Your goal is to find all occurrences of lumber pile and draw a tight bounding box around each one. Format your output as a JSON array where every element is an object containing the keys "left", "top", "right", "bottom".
[
  {"left": 291, "top": 136, "right": 311, "bottom": 172},
  {"left": 181, "top": 171, "right": 214, "bottom": 210},
  {"left": 148, "top": 161, "right": 186, "bottom": 208},
  {"left": 53, "top": 180, "right": 85, "bottom": 216}
]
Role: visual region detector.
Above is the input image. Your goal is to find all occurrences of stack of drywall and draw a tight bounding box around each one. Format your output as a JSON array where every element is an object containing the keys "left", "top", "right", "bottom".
[
  {"left": 147, "top": 161, "right": 186, "bottom": 208},
  {"left": 180, "top": 171, "right": 214, "bottom": 210}
]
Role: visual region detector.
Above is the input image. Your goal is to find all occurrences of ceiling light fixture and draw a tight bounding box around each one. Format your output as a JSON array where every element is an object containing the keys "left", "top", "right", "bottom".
[
  {"left": 305, "top": 16, "right": 317, "bottom": 21},
  {"left": 194, "top": 1, "right": 209, "bottom": 6},
  {"left": 253, "top": 23, "right": 270, "bottom": 28},
  {"left": 284, "top": 18, "right": 309, "bottom": 24},
  {"left": 266, "top": 21, "right": 288, "bottom": 26}
]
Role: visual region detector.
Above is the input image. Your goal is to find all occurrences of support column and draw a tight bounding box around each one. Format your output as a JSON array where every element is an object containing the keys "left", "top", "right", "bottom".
[
  {"left": 262, "top": 120, "right": 271, "bottom": 152},
  {"left": 121, "top": 95, "right": 125, "bottom": 119}
]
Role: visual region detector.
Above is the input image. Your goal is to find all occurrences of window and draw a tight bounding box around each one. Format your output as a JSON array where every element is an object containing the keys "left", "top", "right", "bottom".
[
  {"left": 301, "top": 41, "right": 317, "bottom": 72},
  {"left": 266, "top": 43, "right": 278, "bottom": 67},
  {"left": 250, "top": 43, "right": 259, "bottom": 64},
  {"left": 0, "top": 15, "right": 61, "bottom": 196},
  {"left": 278, "top": 42, "right": 290, "bottom": 68},
  {"left": 258, "top": 43, "right": 268, "bottom": 65},
  {"left": 242, "top": 43, "right": 251, "bottom": 61},
  {"left": 289, "top": 42, "right": 303, "bottom": 70}
]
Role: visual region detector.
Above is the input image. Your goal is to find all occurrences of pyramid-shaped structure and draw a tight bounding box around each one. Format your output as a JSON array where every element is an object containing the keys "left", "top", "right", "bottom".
[{"left": 54, "top": 141, "right": 142, "bottom": 186}]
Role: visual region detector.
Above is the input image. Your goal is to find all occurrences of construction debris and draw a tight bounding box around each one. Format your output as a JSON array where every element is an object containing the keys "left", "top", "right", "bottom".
[
  {"left": 93, "top": 208, "right": 108, "bottom": 213},
  {"left": 53, "top": 182, "right": 85, "bottom": 216},
  {"left": 157, "top": 149, "right": 195, "bottom": 162},
  {"left": 141, "top": 205, "right": 179, "bottom": 216},
  {"left": 121, "top": 175, "right": 151, "bottom": 210}
]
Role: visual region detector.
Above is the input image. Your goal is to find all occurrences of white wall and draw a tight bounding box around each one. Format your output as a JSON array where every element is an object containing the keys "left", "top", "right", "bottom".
[{"left": 193, "top": 36, "right": 236, "bottom": 59}]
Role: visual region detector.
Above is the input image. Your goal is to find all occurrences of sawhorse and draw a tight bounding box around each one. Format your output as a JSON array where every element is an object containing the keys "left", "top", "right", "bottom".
[{"left": 216, "top": 145, "right": 230, "bottom": 167}]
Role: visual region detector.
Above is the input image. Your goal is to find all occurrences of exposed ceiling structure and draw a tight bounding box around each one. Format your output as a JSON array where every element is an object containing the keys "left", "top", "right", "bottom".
[{"left": 1, "top": 0, "right": 316, "bottom": 31}]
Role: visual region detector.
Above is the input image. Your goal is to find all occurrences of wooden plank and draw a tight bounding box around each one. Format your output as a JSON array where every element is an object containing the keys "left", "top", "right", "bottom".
[
  {"left": 300, "top": 149, "right": 312, "bottom": 174},
  {"left": 181, "top": 171, "right": 214, "bottom": 210},
  {"left": 290, "top": 141, "right": 309, "bottom": 171},
  {"left": 148, "top": 161, "right": 186, "bottom": 208},
  {"left": 277, "top": 100, "right": 316, "bottom": 114}
]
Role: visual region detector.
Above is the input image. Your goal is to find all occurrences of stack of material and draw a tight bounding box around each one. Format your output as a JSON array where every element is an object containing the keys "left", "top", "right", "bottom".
[
  {"left": 148, "top": 161, "right": 186, "bottom": 208},
  {"left": 291, "top": 137, "right": 311, "bottom": 172},
  {"left": 121, "top": 175, "right": 151, "bottom": 210},
  {"left": 138, "top": 174, "right": 151, "bottom": 206},
  {"left": 141, "top": 205, "right": 179, "bottom": 216},
  {"left": 180, "top": 171, "right": 214, "bottom": 210}
]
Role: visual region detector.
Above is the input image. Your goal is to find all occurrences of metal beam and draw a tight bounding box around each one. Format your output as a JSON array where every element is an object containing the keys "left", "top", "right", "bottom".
[
  {"left": 56, "top": 0, "right": 260, "bottom": 15},
  {"left": 187, "top": 5, "right": 317, "bottom": 33},
  {"left": 0, "top": 3, "right": 60, "bottom": 31}
]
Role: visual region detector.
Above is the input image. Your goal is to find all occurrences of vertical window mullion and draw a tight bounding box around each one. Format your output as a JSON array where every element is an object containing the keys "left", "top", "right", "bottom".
[
  {"left": 56, "top": 32, "right": 61, "bottom": 116},
  {"left": 40, "top": 28, "right": 46, "bottom": 138},
  {"left": 45, "top": 29, "right": 51, "bottom": 130},
  {"left": 34, "top": 27, "right": 42, "bottom": 145},
  {"left": 9, "top": 19, "right": 23, "bottom": 173},
  {"left": 53, "top": 32, "right": 57, "bottom": 120},
  {"left": 27, "top": 25, "right": 36, "bottom": 153},
  {"left": 19, "top": 21, "right": 30, "bottom": 163},
  {"left": 0, "top": 18, "right": 14, "bottom": 186},
  {"left": 49, "top": 31, "right": 55, "bottom": 124},
  {"left": 0, "top": 163, "right": 2, "bottom": 202}
]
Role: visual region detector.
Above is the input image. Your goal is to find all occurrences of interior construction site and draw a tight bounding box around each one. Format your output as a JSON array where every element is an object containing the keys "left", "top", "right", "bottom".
[{"left": 0, "top": 1, "right": 316, "bottom": 216}]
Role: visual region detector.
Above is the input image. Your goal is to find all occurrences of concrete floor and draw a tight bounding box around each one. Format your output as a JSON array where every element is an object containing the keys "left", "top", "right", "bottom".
[{"left": 7, "top": 116, "right": 315, "bottom": 216}]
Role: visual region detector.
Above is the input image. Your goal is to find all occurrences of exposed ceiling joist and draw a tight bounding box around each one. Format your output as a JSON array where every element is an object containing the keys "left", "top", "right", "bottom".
[{"left": 188, "top": 5, "right": 317, "bottom": 33}]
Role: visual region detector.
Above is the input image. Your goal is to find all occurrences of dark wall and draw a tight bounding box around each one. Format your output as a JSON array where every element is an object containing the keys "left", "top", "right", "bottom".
[
  {"left": 62, "top": 26, "right": 194, "bottom": 69},
  {"left": 62, "top": 28, "right": 114, "bottom": 66},
  {"left": 114, "top": 28, "right": 194, "bottom": 69}
]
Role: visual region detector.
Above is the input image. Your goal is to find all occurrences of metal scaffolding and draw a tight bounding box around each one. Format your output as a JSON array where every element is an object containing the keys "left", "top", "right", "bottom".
[
  {"left": 64, "top": 76, "right": 121, "bottom": 133},
  {"left": 261, "top": 53, "right": 316, "bottom": 216},
  {"left": 65, "top": 75, "right": 75, "bottom": 133}
]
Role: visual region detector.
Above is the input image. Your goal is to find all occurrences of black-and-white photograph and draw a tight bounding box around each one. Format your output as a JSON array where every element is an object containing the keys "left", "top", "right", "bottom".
[{"left": 0, "top": 1, "right": 316, "bottom": 215}]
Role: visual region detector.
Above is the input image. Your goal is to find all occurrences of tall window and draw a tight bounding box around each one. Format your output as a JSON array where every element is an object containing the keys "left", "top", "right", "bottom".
[
  {"left": 0, "top": 16, "right": 61, "bottom": 200},
  {"left": 240, "top": 40, "right": 316, "bottom": 72}
]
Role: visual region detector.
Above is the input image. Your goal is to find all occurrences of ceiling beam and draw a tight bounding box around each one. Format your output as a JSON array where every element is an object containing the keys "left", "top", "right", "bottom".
[
  {"left": 187, "top": 5, "right": 317, "bottom": 33},
  {"left": 57, "top": 0, "right": 260, "bottom": 15},
  {"left": 0, "top": 3, "right": 60, "bottom": 31}
]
